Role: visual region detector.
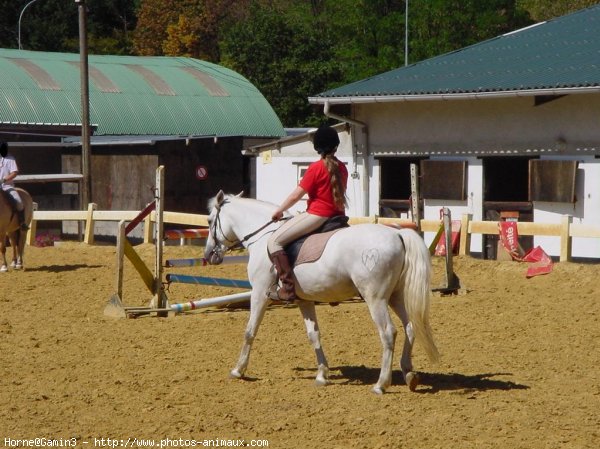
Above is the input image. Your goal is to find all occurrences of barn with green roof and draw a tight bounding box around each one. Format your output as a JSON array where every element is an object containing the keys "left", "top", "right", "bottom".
[{"left": 0, "top": 49, "right": 284, "bottom": 219}]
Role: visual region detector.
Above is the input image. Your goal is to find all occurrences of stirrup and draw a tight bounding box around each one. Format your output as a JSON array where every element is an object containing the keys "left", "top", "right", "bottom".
[{"left": 266, "top": 284, "right": 296, "bottom": 303}]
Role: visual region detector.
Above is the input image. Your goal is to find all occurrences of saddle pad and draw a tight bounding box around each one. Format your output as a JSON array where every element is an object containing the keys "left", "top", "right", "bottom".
[{"left": 294, "top": 229, "right": 342, "bottom": 266}]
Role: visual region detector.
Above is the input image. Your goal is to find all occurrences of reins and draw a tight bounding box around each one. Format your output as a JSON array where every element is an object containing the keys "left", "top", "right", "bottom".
[{"left": 211, "top": 199, "right": 289, "bottom": 253}]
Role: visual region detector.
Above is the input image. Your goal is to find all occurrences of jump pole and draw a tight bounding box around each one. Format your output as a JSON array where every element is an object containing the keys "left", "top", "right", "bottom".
[
  {"left": 166, "top": 274, "right": 252, "bottom": 289},
  {"left": 165, "top": 255, "right": 249, "bottom": 268},
  {"left": 125, "top": 291, "right": 252, "bottom": 317}
]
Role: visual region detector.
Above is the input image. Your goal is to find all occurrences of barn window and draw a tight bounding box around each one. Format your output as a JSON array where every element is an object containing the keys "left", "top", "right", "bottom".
[
  {"left": 529, "top": 160, "right": 577, "bottom": 203},
  {"left": 420, "top": 160, "right": 468, "bottom": 200}
]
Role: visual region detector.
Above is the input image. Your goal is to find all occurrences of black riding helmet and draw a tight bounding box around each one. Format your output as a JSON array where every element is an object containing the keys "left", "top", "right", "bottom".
[
  {"left": 0, "top": 141, "right": 7, "bottom": 158},
  {"left": 313, "top": 126, "right": 340, "bottom": 155}
]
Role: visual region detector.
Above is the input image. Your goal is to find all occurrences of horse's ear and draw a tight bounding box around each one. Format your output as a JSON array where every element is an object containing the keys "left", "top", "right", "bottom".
[
  {"left": 235, "top": 191, "right": 244, "bottom": 198},
  {"left": 216, "top": 190, "right": 225, "bottom": 205}
]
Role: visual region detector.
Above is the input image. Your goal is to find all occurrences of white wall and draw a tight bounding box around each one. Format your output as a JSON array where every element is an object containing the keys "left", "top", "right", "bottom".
[
  {"left": 254, "top": 128, "right": 364, "bottom": 216},
  {"left": 356, "top": 93, "right": 600, "bottom": 155}
]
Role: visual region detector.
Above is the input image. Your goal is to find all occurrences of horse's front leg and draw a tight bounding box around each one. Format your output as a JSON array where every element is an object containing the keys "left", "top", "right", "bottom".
[
  {"left": 0, "top": 238, "right": 7, "bottom": 272},
  {"left": 297, "top": 300, "right": 330, "bottom": 386},
  {"left": 230, "top": 289, "right": 269, "bottom": 379},
  {"left": 9, "top": 233, "right": 21, "bottom": 269}
]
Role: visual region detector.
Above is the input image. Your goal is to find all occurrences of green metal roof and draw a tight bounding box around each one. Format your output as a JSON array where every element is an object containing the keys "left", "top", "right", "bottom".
[
  {"left": 0, "top": 49, "right": 285, "bottom": 137},
  {"left": 311, "top": 4, "right": 600, "bottom": 103}
]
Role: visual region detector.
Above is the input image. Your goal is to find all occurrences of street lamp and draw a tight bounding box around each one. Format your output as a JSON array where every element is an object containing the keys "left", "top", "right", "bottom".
[{"left": 18, "top": 0, "right": 41, "bottom": 50}]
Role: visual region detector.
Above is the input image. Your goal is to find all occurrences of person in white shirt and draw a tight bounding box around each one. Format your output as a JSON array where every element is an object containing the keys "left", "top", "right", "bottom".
[{"left": 0, "top": 141, "right": 29, "bottom": 230}]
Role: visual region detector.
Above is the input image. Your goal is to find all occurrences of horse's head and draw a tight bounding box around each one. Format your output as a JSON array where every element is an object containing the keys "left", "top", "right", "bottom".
[{"left": 204, "top": 190, "right": 243, "bottom": 264}]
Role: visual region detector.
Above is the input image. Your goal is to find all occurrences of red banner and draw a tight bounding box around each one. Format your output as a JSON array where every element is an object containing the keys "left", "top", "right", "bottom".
[{"left": 498, "top": 221, "right": 553, "bottom": 277}]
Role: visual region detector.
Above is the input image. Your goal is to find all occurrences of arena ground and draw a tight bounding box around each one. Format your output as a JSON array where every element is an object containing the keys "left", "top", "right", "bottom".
[{"left": 0, "top": 242, "right": 598, "bottom": 448}]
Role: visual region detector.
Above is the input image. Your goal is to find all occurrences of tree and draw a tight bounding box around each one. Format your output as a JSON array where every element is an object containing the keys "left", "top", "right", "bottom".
[
  {"left": 518, "top": 0, "right": 598, "bottom": 21},
  {"left": 134, "top": 0, "right": 248, "bottom": 61},
  {"left": 220, "top": 3, "right": 342, "bottom": 126},
  {"left": 0, "top": 0, "right": 137, "bottom": 54},
  {"left": 407, "top": 0, "right": 532, "bottom": 64}
]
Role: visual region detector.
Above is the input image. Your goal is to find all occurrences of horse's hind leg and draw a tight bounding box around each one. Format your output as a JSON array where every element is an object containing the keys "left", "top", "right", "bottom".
[
  {"left": 389, "top": 292, "right": 418, "bottom": 391},
  {"left": 230, "top": 291, "right": 269, "bottom": 379},
  {"left": 297, "top": 300, "right": 330, "bottom": 386},
  {"left": 365, "top": 298, "right": 397, "bottom": 394}
]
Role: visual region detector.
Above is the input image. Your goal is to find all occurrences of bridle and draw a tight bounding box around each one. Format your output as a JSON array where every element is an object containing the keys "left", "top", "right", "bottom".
[{"left": 207, "top": 199, "right": 286, "bottom": 259}]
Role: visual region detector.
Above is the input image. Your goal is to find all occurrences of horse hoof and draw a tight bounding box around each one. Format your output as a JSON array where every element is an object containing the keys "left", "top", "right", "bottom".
[
  {"left": 14, "top": 264, "right": 23, "bottom": 270},
  {"left": 229, "top": 369, "right": 243, "bottom": 379},
  {"left": 0, "top": 265, "right": 7, "bottom": 273},
  {"left": 315, "top": 377, "right": 330, "bottom": 387},
  {"left": 405, "top": 371, "right": 419, "bottom": 392},
  {"left": 371, "top": 386, "right": 385, "bottom": 395}
]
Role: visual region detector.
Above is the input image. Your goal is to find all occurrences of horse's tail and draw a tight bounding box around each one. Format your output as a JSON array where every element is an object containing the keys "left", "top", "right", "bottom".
[{"left": 398, "top": 228, "right": 440, "bottom": 363}]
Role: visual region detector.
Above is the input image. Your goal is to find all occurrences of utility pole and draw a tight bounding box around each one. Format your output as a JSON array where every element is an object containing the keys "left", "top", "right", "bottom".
[
  {"left": 405, "top": 0, "right": 409, "bottom": 66},
  {"left": 75, "top": 0, "right": 92, "bottom": 210}
]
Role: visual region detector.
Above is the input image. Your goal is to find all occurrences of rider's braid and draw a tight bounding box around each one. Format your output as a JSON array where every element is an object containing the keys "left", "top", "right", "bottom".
[{"left": 323, "top": 153, "right": 347, "bottom": 210}]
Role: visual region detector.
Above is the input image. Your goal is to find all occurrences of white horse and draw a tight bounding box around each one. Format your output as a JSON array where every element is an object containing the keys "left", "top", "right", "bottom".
[{"left": 204, "top": 191, "right": 439, "bottom": 394}]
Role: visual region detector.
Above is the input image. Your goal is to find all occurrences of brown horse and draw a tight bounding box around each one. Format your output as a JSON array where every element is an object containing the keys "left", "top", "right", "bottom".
[{"left": 0, "top": 187, "right": 33, "bottom": 272}]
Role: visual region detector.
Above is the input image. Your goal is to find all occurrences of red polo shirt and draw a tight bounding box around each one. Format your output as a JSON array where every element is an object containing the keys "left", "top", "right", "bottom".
[{"left": 299, "top": 159, "right": 348, "bottom": 217}]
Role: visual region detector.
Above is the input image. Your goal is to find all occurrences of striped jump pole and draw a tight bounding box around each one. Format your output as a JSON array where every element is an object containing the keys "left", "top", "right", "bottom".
[
  {"left": 169, "top": 291, "right": 251, "bottom": 313},
  {"left": 165, "top": 255, "right": 249, "bottom": 268},
  {"left": 164, "top": 228, "right": 209, "bottom": 240},
  {"left": 166, "top": 274, "right": 252, "bottom": 289},
  {"left": 124, "top": 291, "right": 252, "bottom": 316}
]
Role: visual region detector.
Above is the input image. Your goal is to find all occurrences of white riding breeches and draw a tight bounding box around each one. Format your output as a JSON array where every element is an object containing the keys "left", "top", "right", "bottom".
[
  {"left": 6, "top": 188, "right": 24, "bottom": 211},
  {"left": 267, "top": 212, "right": 329, "bottom": 254}
]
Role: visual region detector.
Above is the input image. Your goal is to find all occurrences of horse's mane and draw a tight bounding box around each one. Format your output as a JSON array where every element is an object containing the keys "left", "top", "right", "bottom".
[{"left": 207, "top": 193, "right": 278, "bottom": 214}]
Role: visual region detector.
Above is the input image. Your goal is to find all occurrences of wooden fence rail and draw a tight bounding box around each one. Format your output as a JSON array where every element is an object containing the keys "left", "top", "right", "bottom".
[{"left": 26, "top": 204, "right": 600, "bottom": 262}]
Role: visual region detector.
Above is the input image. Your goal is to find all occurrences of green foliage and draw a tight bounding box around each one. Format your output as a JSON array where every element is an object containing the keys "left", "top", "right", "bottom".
[
  {"left": 517, "top": 0, "right": 599, "bottom": 21},
  {"left": 221, "top": 4, "right": 341, "bottom": 126},
  {"left": 0, "top": 0, "right": 136, "bottom": 54}
]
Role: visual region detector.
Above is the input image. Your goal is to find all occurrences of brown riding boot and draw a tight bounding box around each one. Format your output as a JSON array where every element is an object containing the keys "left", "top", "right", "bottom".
[
  {"left": 269, "top": 250, "right": 298, "bottom": 302},
  {"left": 17, "top": 209, "right": 29, "bottom": 231}
]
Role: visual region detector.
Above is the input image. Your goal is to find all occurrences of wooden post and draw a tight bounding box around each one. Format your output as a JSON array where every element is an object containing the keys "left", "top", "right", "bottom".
[
  {"left": 154, "top": 166, "right": 168, "bottom": 316},
  {"left": 459, "top": 213, "right": 472, "bottom": 256},
  {"left": 433, "top": 207, "right": 460, "bottom": 295},
  {"left": 26, "top": 202, "right": 38, "bottom": 246},
  {"left": 410, "top": 164, "right": 420, "bottom": 230},
  {"left": 115, "top": 220, "right": 125, "bottom": 301},
  {"left": 560, "top": 215, "right": 572, "bottom": 262},
  {"left": 83, "top": 202, "right": 96, "bottom": 244},
  {"left": 143, "top": 213, "right": 153, "bottom": 244}
]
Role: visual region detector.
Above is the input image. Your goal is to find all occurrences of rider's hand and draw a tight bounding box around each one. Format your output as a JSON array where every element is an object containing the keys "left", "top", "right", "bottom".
[{"left": 272, "top": 210, "right": 284, "bottom": 221}]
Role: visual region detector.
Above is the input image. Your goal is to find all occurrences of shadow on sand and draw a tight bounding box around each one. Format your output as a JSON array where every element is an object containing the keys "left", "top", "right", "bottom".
[{"left": 294, "top": 365, "right": 529, "bottom": 393}]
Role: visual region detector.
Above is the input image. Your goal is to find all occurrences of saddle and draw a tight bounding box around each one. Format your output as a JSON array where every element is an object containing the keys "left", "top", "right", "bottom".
[{"left": 284, "top": 215, "right": 349, "bottom": 266}]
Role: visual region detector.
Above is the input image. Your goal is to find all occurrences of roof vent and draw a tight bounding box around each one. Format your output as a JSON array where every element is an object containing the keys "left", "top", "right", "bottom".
[
  {"left": 180, "top": 67, "right": 229, "bottom": 96},
  {"left": 68, "top": 62, "right": 121, "bottom": 93},
  {"left": 8, "top": 58, "right": 61, "bottom": 91},
  {"left": 126, "top": 65, "right": 176, "bottom": 96}
]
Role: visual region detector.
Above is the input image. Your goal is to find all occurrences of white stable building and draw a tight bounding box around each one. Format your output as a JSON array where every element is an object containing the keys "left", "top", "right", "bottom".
[{"left": 250, "top": 5, "right": 600, "bottom": 260}]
